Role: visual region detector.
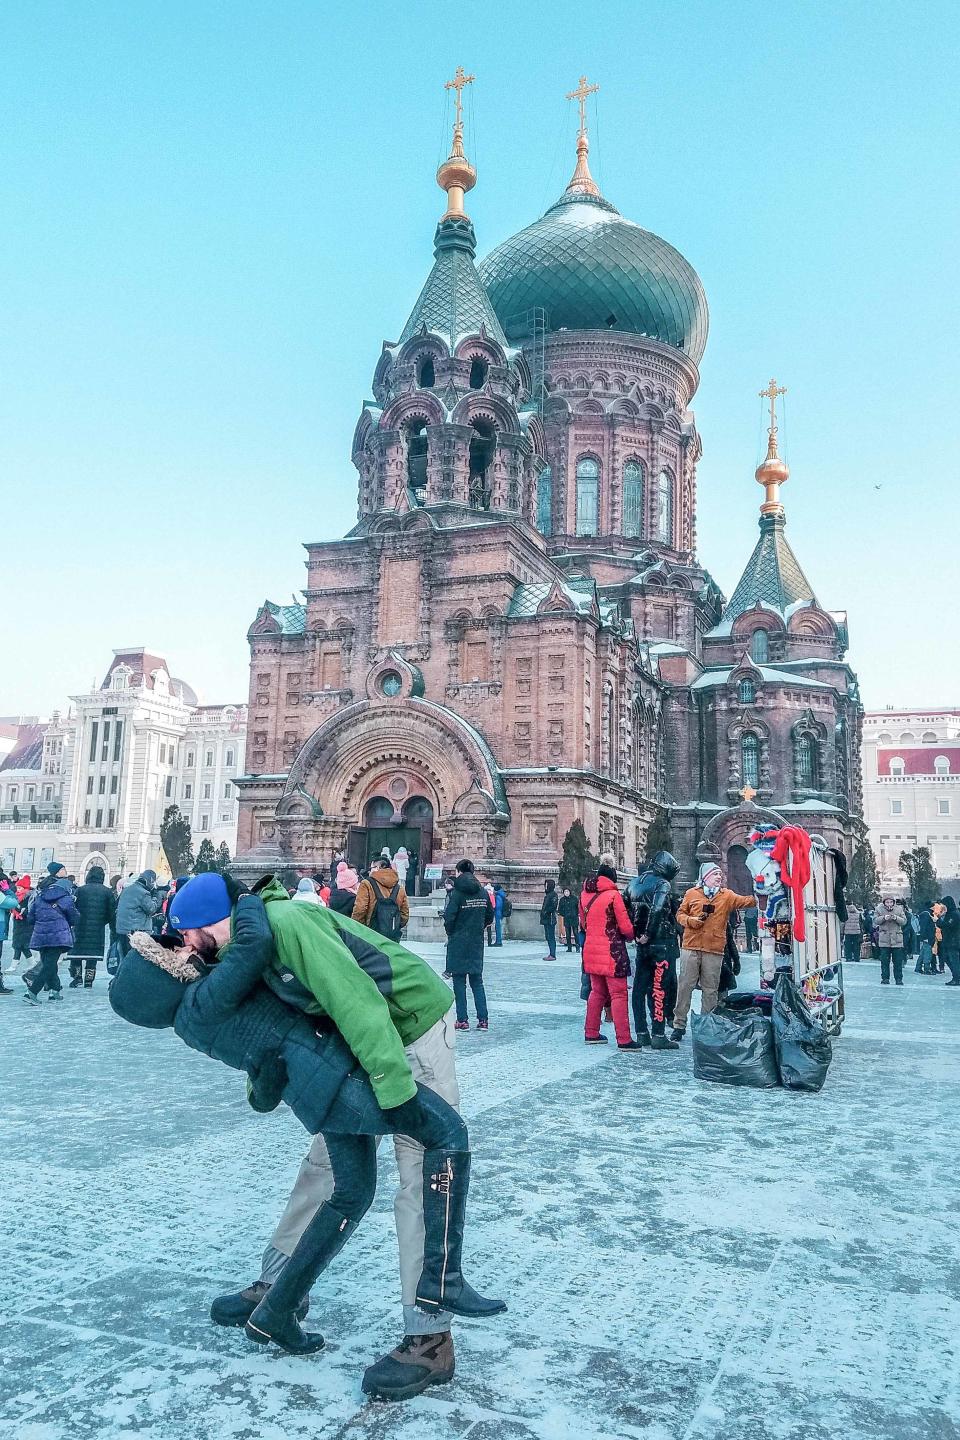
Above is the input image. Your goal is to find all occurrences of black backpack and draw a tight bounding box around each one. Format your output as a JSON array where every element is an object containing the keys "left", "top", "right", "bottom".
[{"left": 371, "top": 879, "right": 404, "bottom": 940}]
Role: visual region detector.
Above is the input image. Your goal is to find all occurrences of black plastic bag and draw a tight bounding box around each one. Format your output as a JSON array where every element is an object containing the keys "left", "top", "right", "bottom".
[
  {"left": 772, "top": 974, "right": 832, "bottom": 1092},
  {"left": 691, "top": 1006, "right": 780, "bottom": 1088}
]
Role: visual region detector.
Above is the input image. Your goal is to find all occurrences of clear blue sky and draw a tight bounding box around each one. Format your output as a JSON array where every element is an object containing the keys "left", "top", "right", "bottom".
[{"left": 2, "top": 0, "right": 957, "bottom": 715}]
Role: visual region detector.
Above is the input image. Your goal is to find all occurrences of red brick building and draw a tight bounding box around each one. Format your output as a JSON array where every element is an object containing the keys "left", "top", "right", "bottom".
[{"left": 234, "top": 106, "right": 862, "bottom": 898}]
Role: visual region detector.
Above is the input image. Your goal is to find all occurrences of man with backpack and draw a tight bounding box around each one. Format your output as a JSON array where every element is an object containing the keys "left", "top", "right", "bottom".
[{"left": 353, "top": 858, "right": 410, "bottom": 941}]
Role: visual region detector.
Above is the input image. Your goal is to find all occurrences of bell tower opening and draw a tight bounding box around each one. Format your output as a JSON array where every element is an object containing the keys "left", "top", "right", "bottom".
[
  {"left": 469, "top": 356, "right": 488, "bottom": 389},
  {"left": 468, "top": 419, "right": 495, "bottom": 509},
  {"left": 406, "top": 419, "right": 428, "bottom": 502},
  {"left": 418, "top": 356, "right": 435, "bottom": 388}
]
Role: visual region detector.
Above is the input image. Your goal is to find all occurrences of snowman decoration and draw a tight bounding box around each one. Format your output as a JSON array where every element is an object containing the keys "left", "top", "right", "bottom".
[{"left": 745, "top": 829, "right": 794, "bottom": 989}]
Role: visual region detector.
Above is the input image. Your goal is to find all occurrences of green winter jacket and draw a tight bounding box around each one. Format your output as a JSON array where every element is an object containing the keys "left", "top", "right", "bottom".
[{"left": 259, "top": 878, "right": 453, "bottom": 1110}]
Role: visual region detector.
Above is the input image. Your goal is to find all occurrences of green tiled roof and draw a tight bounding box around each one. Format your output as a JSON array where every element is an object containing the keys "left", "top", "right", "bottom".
[
  {"left": 399, "top": 218, "right": 508, "bottom": 352},
  {"left": 478, "top": 187, "right": 708, "bottom": 362},
  {"left": 715, "top": 516, "right": 817, "bottom": 629},
  {"left": 262, "top": 600, "right": 306, "bottom": 635}
]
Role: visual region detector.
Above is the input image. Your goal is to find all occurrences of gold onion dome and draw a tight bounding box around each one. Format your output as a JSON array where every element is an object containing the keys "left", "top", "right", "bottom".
[
  {"left": 755, "top": 379, "right": 789, "bottom": 515},
  {"left": 437, "top": 66, "right": 476, "bottom": 222}
]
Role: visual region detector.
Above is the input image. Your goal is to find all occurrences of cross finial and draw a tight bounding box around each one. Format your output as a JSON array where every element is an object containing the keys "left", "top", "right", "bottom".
[
  {"left": 739, "top": 783, "right": 758, "bottom": 804},
  {"left": 759, "top": 377, "right": 786, "bottom": 436},
  {"left": 444, "top": 65, "right": 475, "bottom": 139},
  {"left": 566, "top": 74, "right": 600, "bottom": 138}
]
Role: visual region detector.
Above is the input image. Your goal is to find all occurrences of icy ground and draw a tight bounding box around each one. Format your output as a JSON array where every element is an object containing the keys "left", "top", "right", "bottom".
[{"left": 2, "top": 943, "right": 959, "bottom": 1440}]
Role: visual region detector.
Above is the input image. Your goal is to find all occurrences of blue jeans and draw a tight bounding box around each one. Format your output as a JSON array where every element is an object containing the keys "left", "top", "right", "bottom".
[
  {"left": 494, "top": 915, "right": 503, "bottom": 945},
  {"left": 543, "top": 920, "right": 556, "bottom": 958}
]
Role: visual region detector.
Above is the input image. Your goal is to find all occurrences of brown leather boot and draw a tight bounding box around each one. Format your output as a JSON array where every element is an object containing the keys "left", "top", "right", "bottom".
[{"left": 361, "top": 1331, "right": 455, "bottom": 1401}]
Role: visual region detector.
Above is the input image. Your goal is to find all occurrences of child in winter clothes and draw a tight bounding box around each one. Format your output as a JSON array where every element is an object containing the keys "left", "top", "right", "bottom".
[
  {"left": 671, "top": 862, "right": 755, "bottom": 1039},
  {"left": 580, "top": 858, "right": 641, "bottom": 1051}
]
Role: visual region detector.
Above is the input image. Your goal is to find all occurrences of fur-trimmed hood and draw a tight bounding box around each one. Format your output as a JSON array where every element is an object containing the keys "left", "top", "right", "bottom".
[{"left": 109, "top": 931, "right": 205, "bottom": 1030}]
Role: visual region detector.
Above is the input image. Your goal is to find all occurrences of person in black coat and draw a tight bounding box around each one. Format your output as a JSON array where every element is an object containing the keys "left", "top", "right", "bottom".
[
  {"left": 938, "top": 896, "right": 960, "bottom": 984},
  {"left": 540, "top": 879, "right": 559, "bottom": 960},
  {"left": 68, "top": 866, "right": 118, "bottom": 988},
  {"left": 443, "top": 859, "right": 492, "bottom": 1030},
  {"left": 624, "top": 851, "right": 680, "bottom": 1051},
  {"left": 558, "top": 889, "right": 580, "bottom": 952},
  {"left": 109, "top": 891, "right": 503, "bottom": 1355}
]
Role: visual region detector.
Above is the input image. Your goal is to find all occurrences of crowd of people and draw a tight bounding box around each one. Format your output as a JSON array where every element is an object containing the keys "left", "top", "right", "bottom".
[{"left": 840, "top": 896, "right": 960, "bottom": 985}]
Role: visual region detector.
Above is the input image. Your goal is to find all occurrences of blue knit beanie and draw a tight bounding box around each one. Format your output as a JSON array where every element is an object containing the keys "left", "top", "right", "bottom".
[
  {"left": 47, "top": 860, "right": 65, "bottom": 876},
  {"left": 168, "top": 873, "right": 231, "bottom": 930}
]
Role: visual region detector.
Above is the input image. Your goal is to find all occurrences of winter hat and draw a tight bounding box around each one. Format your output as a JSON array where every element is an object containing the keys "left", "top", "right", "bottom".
[
  {"left": 597, "top": 861, "right": 618, "bottom": 883},
  {"left": 47, "top": 860, "right": 65, "bottom": 876},
  {"left": 698, "top": 862, "right": 723, "bottom": 889},
  {"left": 138, "top": 870, "right": 157, "bottom": 887},
  {"left": 296, "top": 878, "right": 317, "bottom": 895},
  {"left": 87, "top": 866, "right": 106, "bottom": 885},
  {"left": 168, "top": 873, "right": 232, "bottom": 930},
  {"left": 336, "top": 861, "right": 360, "bottom": 894}
]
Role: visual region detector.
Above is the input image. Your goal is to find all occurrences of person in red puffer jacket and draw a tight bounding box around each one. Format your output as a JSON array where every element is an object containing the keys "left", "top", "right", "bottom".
[{"left": 580, "top": 856, "right": 643, "bottom": 1052}]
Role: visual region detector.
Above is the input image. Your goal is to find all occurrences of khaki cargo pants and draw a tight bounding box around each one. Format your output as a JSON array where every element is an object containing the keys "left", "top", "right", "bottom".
[{"left": 673, "top": 948, "right": 724, "bottom": 1032}]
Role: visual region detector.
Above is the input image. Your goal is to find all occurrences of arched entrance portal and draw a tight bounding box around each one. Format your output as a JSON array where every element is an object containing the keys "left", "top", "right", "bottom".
[{"left": 349, "top": 794, "right": 435, "bottom": 893}]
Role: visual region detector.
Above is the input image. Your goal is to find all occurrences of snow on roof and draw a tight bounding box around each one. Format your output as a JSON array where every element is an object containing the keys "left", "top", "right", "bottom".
[
  {"left": 691, "top": 666, "right": 833, "bottom": 693},
  {"left": 0, "top": 724, "right": 45, "bottom": 773}
]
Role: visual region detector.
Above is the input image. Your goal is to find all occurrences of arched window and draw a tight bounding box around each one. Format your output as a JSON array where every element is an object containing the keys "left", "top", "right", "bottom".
[
  {"left": 738, "top": 678, "right": 755, "bottom": 704},
  {"left": 536, "top": 466, "right": 553, "bottom": 535},
  {"left": 741, "top": 733, "right": 759, "bottom": 789},
  {"left": 797, "top": 734, "right": 818, "bottom": 789},
  {"left": 468, "top": 420, "right": 495, "bottom": 509},
  {"left": 418, "top": 356, "right": 435, "bottom": 388},
  {"left": 623, "top": 460, "right": 644, "bottom": 537},
  {"left": 364, "top": 796, "right": 394, "bottom": 826},
  {"left": 751, "top": 629, "right": 769, "bottom": 663},
  {"left": 889, "top": 757, "right": 905, "bottom": 776},
  {"left": 406, "top": 420, "right": 427, "bottom": 496},
  {"left": 469, "top": 357, "right": 487, "bottom": 390},
  {"left": 656, "top": 469, "right": 673, "bottom": 544},
  {"left": 935, "top": 755, "right": 950, "bottom": 775},
  {"left": 575, "top": 457, "right": 599, "bottom": 536}
]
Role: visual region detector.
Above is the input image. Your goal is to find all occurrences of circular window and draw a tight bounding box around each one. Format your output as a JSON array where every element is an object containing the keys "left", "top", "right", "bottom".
[{"left": 379, "top": 670, "right": 403, "bottom": 698}]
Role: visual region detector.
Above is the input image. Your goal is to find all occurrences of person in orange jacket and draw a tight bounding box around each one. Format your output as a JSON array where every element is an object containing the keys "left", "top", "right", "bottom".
[{"left": 670, "top": 862, "right": 756, "bottom": 1042}]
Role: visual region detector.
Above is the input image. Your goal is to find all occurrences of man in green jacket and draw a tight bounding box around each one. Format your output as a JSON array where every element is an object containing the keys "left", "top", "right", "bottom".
[{"left": 176, "top": 876, "right": 466, "bottom": 1402}]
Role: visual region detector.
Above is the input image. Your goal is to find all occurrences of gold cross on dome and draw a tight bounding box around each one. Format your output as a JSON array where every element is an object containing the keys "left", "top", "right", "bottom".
[
  {"left": 566, "top": 74, "right": 600, "bottom": 137},
  {"left": 759, "top": 378, "right": 786, "bottom": 433},
  {"left": 444, "top": 65, "right": 475, "bottom": 133},
  {"left": 739, "top": 784, "right": 758, "bottom": 803}
]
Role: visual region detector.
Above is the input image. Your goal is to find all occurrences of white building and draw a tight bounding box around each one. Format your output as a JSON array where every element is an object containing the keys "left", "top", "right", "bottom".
[
  {"left": 0, "top": 650, "right": 246, "bottom": 882},
  {"left": 862, "top": 708, "right": 960, "bottom": 891}
]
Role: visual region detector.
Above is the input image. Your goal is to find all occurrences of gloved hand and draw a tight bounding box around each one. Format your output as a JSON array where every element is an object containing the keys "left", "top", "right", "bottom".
[
  {"left": 223, "top": 872, "right": 250, "bottom": 907},
  {"left": 247, "top": 1054, "right": 288, "bottom": 1113}
]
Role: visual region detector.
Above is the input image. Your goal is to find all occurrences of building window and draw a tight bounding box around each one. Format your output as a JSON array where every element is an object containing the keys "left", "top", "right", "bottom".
[
  {"left": 225, "top": 749, "right": 235, "bottom": 768},
  {"left": 89, "top": 722, "right": 98, "bottom": 762},
  {"left": 84, "top": 809, "right": 90, "bottom": 826},
  {"left": 938, "top": 798, "right": 951, "bottom": 815},
  {"left": 114, "top": 721, "right": 123, "bottom": 762},
  {"left": 468, "top": 420, "right": 495, "bottom": 509},
  {"left": 165, "top": 776, "right": 173, "bottom": 798},
  {"left": 738, "top": 678, "right": 756, "bottom": 704},
  {"left": 111, "top": 776, "right": 118, "bottom": 794},
  {"left": 200, "top": 815, "right": 209, "bottom": 832},
  {"left": 98, "top": 776, "right": 106, "bottom": 795},
  {"left": 159, "top": 743, "right": 166, "bottom": 763},
  {"left": 797, "top": 734, "right": 818, "bottom": 789},
  {"left": 656, "top": 469, "right": 673, "bottom": 544},
  {"left": 741, "top": 733, "right": 760, "bottom": 789},
  {"left": 890, "top": 799, "right": 903, "bottom": 816},
  {"left": 95, "top": 809, "right": 103, "bottom": 828},
  {"left": 205, "top": 750, "right": 214, "bottom": 768},
  {"left": 623, "top": 460, "right": 644, "bottom": 538},
  {"left": 890, "top": 758, "right": 905, "bottom": 777},
  {"left": 43, "top": 785, "right": 52, "bottom": 801},
  {"left": 101, "top": 722, "right": 110, "bottom": 762},
  {"left": 536, "top": 466, "right": 552, "bottom": 535},
  {"left": 418, "top": 355, "right": 435, "bottom": 388},
  {"left": 186, "top": 751, "right": 195, "bottom": 769},
  {"left": 203, "top": 783, "right": 212, "bottom": 800},
  {"left": 935, "top": 756, "right": 950, "bottom": 775},
  {"left": 379, "top": 670, "right": 403, "bottom": 698},
  {"left": 112, "top": 668, "right": 127, "bottom": 691},
  {"left": 469, "top": 357, "right": 488, "bottom": 390},
  {"left": 108, "top": 808, "right": 115, "bottom": 827},
  {"left": 751, "top": 629, "right": 769, "bottom": 663},
  {"left": 184, "top": 783, "right": 193, "bottom": 800},
  {"left": 406, "top": 419, "right": 428, "bottom": 497},
  {"left": 86, "top": 777, "right": 94, "bottom": 795},
  {"left": 575, "top": 457, "right": 599, "bottom": 536},
  {"left": 223, "top": 782, "right": 232, "bottom": 799}
]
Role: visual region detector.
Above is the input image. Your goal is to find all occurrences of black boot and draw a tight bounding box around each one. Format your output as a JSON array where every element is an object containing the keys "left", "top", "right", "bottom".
[
  {"left": 650, "top": 1034, "right": 680, "bottom": 1051},
  {"left": 415, "top": 1151, "right": 506, "bottom": 1319},
  {"left": 83, "top": 966, "right": 97, "bottom": 988},
  {"left": 245, "top": 1202, "right": 356, "bottom": 1354},
  {"left": 670, "top": 1027, "right": 685, "bottom": 1043},
  {"left": 211, "top": 1279, "right": 308, "bottom": 1328}
]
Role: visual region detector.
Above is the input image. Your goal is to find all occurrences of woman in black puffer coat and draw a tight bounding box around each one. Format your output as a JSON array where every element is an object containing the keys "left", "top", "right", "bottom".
[{"left": 69, "top": 866, "right": 118, "bottom": 988}]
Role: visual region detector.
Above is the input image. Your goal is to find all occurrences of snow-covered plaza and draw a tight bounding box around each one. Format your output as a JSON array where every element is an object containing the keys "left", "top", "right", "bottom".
[{"left": 3, "top": 942, "right": 959, "bottom": 1440}]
